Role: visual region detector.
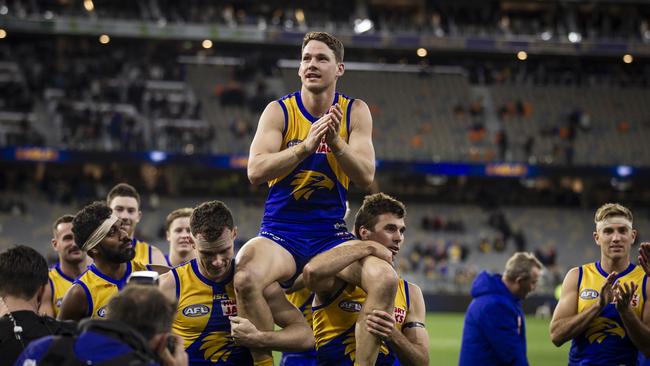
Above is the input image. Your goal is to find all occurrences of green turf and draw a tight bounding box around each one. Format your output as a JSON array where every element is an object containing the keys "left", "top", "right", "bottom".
[
  {"left": 427, "top": 312, "right": 570, "bottom": 365},
  {"left": 274, "top": 312, "right": 570, "bottom": 365}
]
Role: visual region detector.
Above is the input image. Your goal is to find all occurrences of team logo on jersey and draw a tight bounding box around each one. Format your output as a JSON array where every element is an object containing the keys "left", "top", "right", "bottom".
[
  {"left": 580, "top": 288, "right": 599, "bottom": 300},
  {"left": 290, "top": 171, "right": 334, "bottom": 200},
  {"left": 97, "top": 306, "right": 107, "bottom": 318},
  {"left": 200, "top": 331, "right": 236, "bottom": 362},
  {"left": 183, "top": 304, "right": 210, "bottom": 317},
  {"left": 585, "top": 317, "right": 625, "bottom": 343},
  {"left": 339, "top": 300, "right": 362, "bottom": 313}
]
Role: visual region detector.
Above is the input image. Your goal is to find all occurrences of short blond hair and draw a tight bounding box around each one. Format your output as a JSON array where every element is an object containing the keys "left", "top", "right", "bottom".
[
  {"left": 165, "top": 208, "right": 193, "bottom": 232},
  {"left": 594, "top": 203, "right": 633, "bottom": 225},
  {"left": 504, "top": 252, "right": 543, "bottom": 282}
]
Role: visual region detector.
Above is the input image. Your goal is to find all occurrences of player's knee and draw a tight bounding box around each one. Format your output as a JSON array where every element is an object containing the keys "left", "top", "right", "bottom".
[
  {"left": 363, "top": 258, "right": 398, "bottom": 293},
  {"left": 233, "top": 267, "right": 262, "bottom": 295}
]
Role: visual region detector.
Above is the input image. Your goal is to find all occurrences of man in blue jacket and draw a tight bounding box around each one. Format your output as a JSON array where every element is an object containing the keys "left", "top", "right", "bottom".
[{"left": 459, "top": 252, "right": 543, "bottom": 366}]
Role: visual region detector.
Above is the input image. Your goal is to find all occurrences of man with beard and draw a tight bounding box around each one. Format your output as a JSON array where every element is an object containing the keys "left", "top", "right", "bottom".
[
  {"left": 39, "top": 214, "right": 92, "bottom": 317},
  {"left": 58, "top": 201, "right": 167, "bottom": 321},
  {"left": 107, "top": 183, "right": 168, "bottom": 266},
  {"left": 164, "top": 208, "right": 195, "bottom": 267},
  {"left": 158, "top": 200, "right": 314, "bottom": 366}
]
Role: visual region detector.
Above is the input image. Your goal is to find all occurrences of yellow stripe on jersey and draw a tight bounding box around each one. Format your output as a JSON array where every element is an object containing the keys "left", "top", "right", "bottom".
[
  {"left": 133, "top": 238, "right": 152, "bottom": 265},
  {"left": 286, "top": 288, "right": 314, "bottom": 327},
  {"left": 48, "top": 263, "right": 77, "bottom": 318},
  {"left": 74, "top": 260, "right": 148, "bottom": 318},
  {"left": 312, "top": 278, "right": 410, "bottom": 363},
  {"left": 172, "top": 259, "right": 252, "bottom": 365},
  {"left": 269, "top": 92, "right": 352, "bottom": 189}
]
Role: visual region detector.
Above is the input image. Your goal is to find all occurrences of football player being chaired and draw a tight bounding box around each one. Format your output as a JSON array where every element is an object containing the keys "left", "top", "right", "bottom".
[{"left": 238, "top": 31, "right": 396, "bottom": 366}]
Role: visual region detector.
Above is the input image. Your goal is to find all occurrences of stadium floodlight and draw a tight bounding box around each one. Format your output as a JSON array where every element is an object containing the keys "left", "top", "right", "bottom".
[
  {"left": 84, "top": 0, "right": 94, "bottom": 12},
  {"left": 540, "top": 30, "right": 552, "bottom": 41},
  {"left": 0, "top": 29, "right": 6, "bottom": 39},
  {"left": 517, "top": 51, "right": 527, "bottom": 61},
  {"left": 568, "top": 32, "right": 582, "bottom": 43},
  {"left": 0, "top": 5, "right": 7, "bottom": 15},
  {"left": 416, "top": 48, "right": 428, "bottom": 57},
  {"left": 99, "top": 34, "right": 110, "bottom": 44},
  {"left": 623, "top": 54, "right": 633, "bottom": 64},
  {"left": 202, "top": 39, "right": 213, "bottom": 49},
  {"left": 354, "top": 18, "right": 374, "bottom": 34}
]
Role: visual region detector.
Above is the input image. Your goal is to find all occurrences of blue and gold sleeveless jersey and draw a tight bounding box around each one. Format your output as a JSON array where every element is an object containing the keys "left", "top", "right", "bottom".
[
  {"left": 48, "top": 262, "right": 77, "bottom": 318},
  {"left": 171, "top": 259, "right": 253, "bottom": 365},
  {"left": 73, "top": 260, "right": 148, "bottom": 319},
  {"left": 262, "top": 91, "right": 354, "bottom": 226},
  {"left": 312, "top": 279, "right": 410, "bottom": 365},
  {"left": 132, "top": 237, "right": 154, "bottom": 265},
  {"left": 569, "top": 262, "right": 647, "bottom": 366}
]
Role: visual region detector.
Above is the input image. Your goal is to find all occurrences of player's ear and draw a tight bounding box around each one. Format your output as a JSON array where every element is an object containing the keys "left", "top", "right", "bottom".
[
  {"left": 359, "top": 226, "right": 369, "bottom": 240},
  {"left": 336, "top": 63, "right": 345, "bottom": 78},
  {"left": 232, "top": 227, "right": 238, "bottom": 240}
]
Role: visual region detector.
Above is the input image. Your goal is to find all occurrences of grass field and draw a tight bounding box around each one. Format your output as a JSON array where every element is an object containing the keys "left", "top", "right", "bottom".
[
  {"left": 426, "top": 312, "right": 570, "bottom": 365},
  {"left": 275, "top": 312, "right": 570, "bottom": 365}
]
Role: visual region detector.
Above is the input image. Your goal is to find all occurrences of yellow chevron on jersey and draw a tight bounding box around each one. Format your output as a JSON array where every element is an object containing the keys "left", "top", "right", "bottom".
[
  {"left": 74, "top": 260, "right": 148, "bottom": 319},
  {"left": 270, "top": 91, "right": 352, "bottom": 189},
  {"left": 48, "top": 263, "right": 77, "bottom": 318},
  {"left": 171, "top": 259, "right": 252, "bottom": 365},
  {"left": 133, "top": 238, "right": 153, "bottom": 265},
  {"left": 286, "top": 288, "right": 315, "bottom": 327},
  {"left": 312, "top": 278, "right": 410, "bottom": 363},
  {"left": 569, "top": 261, "right": 647, "bottom": 364}
]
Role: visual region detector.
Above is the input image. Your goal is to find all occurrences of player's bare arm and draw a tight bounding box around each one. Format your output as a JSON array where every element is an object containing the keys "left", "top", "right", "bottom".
[
  {"left": 615, "top": 280, "right": 650, "bottom": 356},
  {"left": 158, "top": 271, "right": 177, "bottom": 303},
  {"left": 302, "top": 240, "right": 392, "bottom": 293},
  {"left": 150, "top": 246, "right": 169, "bottom": 266},
  {"left": 57, "top": 283, "right": 88, "bottom": 321},
  {"left": 38, "top": 282, "right": 54, "bottom": 317},
  {"left": 366, "top": 283, "right": 429, "bottom": 366},
  {"left": 326, "top": 99, "right": 375, "bottom": 188},
  {"left": 550, "top": 268, "right": 617, "bottom": 346},
  {"left": 230, "top": 282, "right": 314, "bottom": 352},
  {"left": 248, "top": 101, "right": 332, "bottom": 185}
]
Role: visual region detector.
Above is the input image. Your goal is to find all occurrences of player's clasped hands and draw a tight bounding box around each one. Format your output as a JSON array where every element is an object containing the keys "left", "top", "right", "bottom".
[{"left": 303, "top": 104, "right": 344, "bottom": 153}]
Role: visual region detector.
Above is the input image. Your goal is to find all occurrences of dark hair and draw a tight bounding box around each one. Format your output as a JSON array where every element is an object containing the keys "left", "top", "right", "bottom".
[
  {"left": 165, "top": 208, "right": 193, "bottom": 232},
  {"left": 106, "top": 285, "right": 176, "bottom": 340},
  {"left": 52, "top": 214, "right": 75, "bottom": 237},
  {"left": 354, "top": 193, "right": 406, "bottom": 237},
  {"left": 107, "top": 183, "right": 141, "bottom": 207},
  {"left": 302, "top": 31, "right": 344, "bottom": 63},
  {"left": 0, "top": 245, "right": 49, "bottom": 299},
  {"left": 190, "top": 201, "right": 234, "bottom": 242},
  {"left": 72, "top": 201, "right": 112, "bottom": 250}
]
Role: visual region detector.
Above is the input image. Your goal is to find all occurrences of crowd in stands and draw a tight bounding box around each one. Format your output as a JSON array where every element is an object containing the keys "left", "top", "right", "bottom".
[{"left": 7, "top": 0, "right": 650, "bottom": 42}]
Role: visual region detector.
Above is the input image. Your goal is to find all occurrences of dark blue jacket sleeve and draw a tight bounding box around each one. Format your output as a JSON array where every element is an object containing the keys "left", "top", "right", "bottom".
[
  {"left": 479, "top": 301, "right": 529, "bottom": 366},
  {"left": 13, "top": 336, "right": 54, "bottom": 366}
]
